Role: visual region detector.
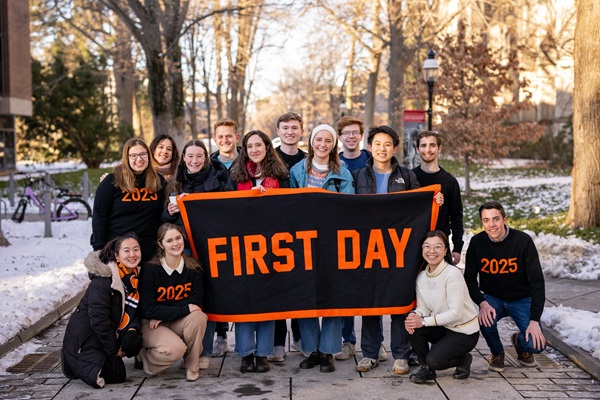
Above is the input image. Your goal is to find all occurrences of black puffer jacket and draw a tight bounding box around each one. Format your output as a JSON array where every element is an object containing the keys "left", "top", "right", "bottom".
[
  {"left": 352, "top": 156, "right": 421, "bottom": 194},
  {"left": 61, "top": 251, "right": 136, "bottom": 388},
  {"left": 161, "top": 161, "right": 228, "bottom": 226}
]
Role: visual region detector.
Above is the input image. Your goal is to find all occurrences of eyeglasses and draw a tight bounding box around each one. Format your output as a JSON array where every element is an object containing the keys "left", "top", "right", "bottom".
[
  {"left": 422, "top": 244, "right": 445, "bottom": 253},
  {"left": 341, "top": 130, "right": 361, "bottom": 137},
  {"left": 129, "top": 152, "right": 148, "bottom": 160}
]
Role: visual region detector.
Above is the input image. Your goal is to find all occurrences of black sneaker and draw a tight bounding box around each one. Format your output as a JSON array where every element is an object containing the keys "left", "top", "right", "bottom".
[
  {"left": 255, "top": 356, "right": 270, "bottom": 373},
  {"left": 240, "top": 354, "right": 256, "bottom": 373},
  {"left": 453, "top": 353, "right": 473, "bottom": 379},
  {"left": 319, "top": 353, "right": 335, "bottom": 373},
  {"left": 299, "top": 351, "right": 321, "bottom": 369},
  {"left": 134, "top": 355, "right": 143, "bottom": 370},
  {"left": 409, "top": 365, "right": 436, "bottom": 384}
]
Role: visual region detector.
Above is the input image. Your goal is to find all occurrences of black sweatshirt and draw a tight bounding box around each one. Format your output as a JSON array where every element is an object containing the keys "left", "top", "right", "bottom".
[
  {"left": 139, "top": 260, "right": 204, "bottom": 322},
  {"left": 464, "top": 228, "right": 546, "bottom": 321},
  {"left": 91, "top": 173, "right": 165, "bottom": 261},
  {"left": 412, "top": 166, "right": 464, "bottom": 253}
]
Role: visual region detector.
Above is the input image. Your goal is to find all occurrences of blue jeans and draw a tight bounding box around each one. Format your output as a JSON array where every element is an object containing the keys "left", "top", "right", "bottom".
[
  {"left": 298, "top": 317, "right": 343, "bottom": 355},
  {"left": 480, "top": 294, "right": 546, "bottom": 356},
  {"left": 234, "top": 321, "right": 275, "bottom": 357},
  {"left": 201, "top": 320, "right": 216, "bottom": 357},
  {"left": 361, "top": 315, "right": 410, "bottom": 360},
  {"left": 342, "top": 316, "right": 356, "bottom": 344}
]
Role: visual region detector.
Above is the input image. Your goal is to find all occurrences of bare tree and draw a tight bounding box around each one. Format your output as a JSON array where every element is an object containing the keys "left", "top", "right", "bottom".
[
  {"left": 435, "top": 20, "right": 545, "bottom": 195},
  {"left": 567, "top": 0, "right": 600, "bottom": 227}
]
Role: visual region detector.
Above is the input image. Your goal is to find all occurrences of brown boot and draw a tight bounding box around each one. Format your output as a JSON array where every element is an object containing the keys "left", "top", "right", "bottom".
[{"left": 487, "top": 351, "right": 505, "bottom": 372}]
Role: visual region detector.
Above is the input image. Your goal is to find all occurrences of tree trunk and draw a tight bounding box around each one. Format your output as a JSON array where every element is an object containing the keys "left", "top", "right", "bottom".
[
  {"left": 146, "top": 52, "right": 172, "bottom": 137},
  {"left": 387, "top": 0, "right": 408, "bottom": 161},
  {"left": 344, "top": 17, "right": 357, "bottom": 116},
  {"left": 364, "top": 52, "right": 381, "bottom": 131},
  {"left": 464, "top": 153, "right": 471, "bottom": 196},
  {"left": 214, "top": 0, "right": 225, "bottom": 121},
  {"left": 166, "top": 40, "right": 186, "bottom": 146},
  {"left": 568, "top": 0, "right": 600, "bottom": 227},
  {"left": 113, "top": 17, "right": 134, "bottom": 132}
]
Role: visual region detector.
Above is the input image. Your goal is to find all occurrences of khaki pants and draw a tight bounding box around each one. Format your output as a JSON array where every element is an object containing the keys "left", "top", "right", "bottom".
[{"left": 140, "top": 311, "right": 207, "bottom": 375}]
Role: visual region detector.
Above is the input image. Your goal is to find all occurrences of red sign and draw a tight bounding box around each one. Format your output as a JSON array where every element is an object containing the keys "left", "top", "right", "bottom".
[{"left": 404, "top": 110, "right": 426, "bottom": 123}]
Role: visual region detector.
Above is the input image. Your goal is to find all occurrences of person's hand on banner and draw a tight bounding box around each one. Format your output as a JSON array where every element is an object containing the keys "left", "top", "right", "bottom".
[{"left": 252, "top": 185, "right": 267, "bottom": 193}]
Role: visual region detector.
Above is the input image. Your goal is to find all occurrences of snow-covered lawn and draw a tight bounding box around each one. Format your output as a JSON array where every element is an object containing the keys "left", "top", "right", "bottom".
[{"left": 1, "top": 165, "right": 599, "bottom": 373}]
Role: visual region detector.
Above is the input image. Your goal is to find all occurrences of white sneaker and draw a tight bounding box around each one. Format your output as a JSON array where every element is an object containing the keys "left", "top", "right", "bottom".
[
  {"left": 268, "top": 345, "right": 286, "bottom": 362},
  {"left": 211, "top": 337, "right": 228, "bottom": 357},
  {"left": 335, "top": 342, "right": 356, "bottom": 360},
  {"left": 291, "top": 339, "right": 302, "bottom": 352},
  {"left": 291, "top": 339, "right": 311, "bottom": 357},
  {"left": 199, "top": 356, "right": 210, "bottom": 370},
  {"left": 392, "top": 359, "right": 410, "bottom": 375},
  {"left": 356, "top": 357, "right": 379, "bottom": 372},
  {"left": 378, "top": 344, "right": 388, "bottom": 361}
]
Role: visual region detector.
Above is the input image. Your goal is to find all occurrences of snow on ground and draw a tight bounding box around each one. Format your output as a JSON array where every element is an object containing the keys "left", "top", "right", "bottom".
[
  {"left": 543, "top": 306, "right": 600, "bottom": 360},
  {"left": 0, "top": 220, "right": 91, "bottom": 348},
  {"left": 0, "top": 168, "right": 599, "bottom": 373}
]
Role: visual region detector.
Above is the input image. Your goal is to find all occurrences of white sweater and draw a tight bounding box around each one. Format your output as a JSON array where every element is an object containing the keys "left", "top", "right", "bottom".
[{"left": 415, "top": 261, "right": 479, "bottom": 335}]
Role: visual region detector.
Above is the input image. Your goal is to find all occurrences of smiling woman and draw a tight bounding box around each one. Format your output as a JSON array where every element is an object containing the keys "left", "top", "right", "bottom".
[
  {"left": 404, "top": 230, "right": 479, "bottom": 384},
  {"left": 150, "top": 134, "right": 180, "bottom": 180},
  {"left": 62, "top": 233, "right": 144, "bottom": 388},
  {"left": 91, "top": 138, "right": 165, "bottom": 262},
  {"left": 138, "top": 223, "right": 207, "bottom": 382}
]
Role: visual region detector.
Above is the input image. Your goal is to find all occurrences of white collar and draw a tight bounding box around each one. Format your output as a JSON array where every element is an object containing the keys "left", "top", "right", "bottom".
[{"left": 160, "top": 256, "right": 185, "bottom": 275}]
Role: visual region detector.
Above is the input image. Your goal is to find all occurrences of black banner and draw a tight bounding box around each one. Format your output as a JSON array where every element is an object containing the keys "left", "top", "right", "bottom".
[{"left": 180, "top": 186, "right": 439, "bottom": 322}]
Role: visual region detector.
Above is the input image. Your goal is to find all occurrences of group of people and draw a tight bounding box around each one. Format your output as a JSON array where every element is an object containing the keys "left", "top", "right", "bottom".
[{"left": 61, "top": 111, "right": 547, "bottom": 388}]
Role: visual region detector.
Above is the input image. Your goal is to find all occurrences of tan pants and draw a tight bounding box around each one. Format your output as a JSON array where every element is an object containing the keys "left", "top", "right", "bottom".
[{"left": 140, "top": 311, "right": 207, "bottom": 375}]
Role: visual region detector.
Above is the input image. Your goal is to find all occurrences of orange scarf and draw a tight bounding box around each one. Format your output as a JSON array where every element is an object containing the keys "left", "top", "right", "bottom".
[{"left": 115, "top": 261, "right": 139, "bottom": 338}]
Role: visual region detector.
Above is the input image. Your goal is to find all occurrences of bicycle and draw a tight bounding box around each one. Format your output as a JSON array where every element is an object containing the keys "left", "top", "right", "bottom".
[{"left": 11, "top": 176, "right": 92, "bottom": 223}]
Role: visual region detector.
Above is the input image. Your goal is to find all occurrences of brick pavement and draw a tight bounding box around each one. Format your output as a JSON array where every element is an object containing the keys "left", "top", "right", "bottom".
[{"left": 1, "top": 315, "right": 599, "bottom": 399}]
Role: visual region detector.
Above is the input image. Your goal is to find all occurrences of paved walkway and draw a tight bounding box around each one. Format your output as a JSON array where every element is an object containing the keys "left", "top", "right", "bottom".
[{"left": 0, "top": 276, "right": 599, "bottom": 399}]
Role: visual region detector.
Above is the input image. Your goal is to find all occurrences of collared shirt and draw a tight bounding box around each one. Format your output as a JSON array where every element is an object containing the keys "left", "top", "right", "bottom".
[
  {"left": 489, "top": 226, "right": 510, "bottom": 243},
  {"left": 160, "top": 257, "right": 185, "bottom": 276}
]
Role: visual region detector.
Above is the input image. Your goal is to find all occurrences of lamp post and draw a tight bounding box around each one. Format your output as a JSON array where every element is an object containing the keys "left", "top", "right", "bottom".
[{"left": 423, "top": 49, "right": 440, "bottom": 131}]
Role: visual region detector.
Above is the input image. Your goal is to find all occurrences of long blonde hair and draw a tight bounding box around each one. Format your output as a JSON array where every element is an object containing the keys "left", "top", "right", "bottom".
[
  {"left": 114, "top": 138, "right": 162, "bottom": 193},
  {"left": 151, "top": 223, "right": 201, "bottom": 271}
]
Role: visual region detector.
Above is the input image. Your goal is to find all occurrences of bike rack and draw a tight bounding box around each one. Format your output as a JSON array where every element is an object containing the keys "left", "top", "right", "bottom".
[
  {"left": 0, "top": 199, "right": 6, "bottom": 228},
  {"left": 0, "top": 199, "right": 9, "bottom": 246}
]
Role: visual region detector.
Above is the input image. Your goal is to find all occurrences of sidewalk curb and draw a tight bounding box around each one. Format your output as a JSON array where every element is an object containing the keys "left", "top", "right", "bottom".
[
  {"left": 544, "top": 325, "right": 600, "bottom": 381},
  {"left": 0, "top": 289, "right": 86, "bottom": 359}
]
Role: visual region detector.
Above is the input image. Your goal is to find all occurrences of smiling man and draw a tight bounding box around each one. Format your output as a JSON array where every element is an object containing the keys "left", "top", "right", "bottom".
[
  {"left": 464, "top": 201, "right": 547, "bottom": 373},
  {"left": 275, "top": 112, "right": 306, "bottom": 170},
  {"left": 412, "top": 131, "right": 464, "bottom": 265},
  {"left": 336, "top": 116, "right": 370, "bottom": 172},
  {"left": 352, "top": 125, "right": 421, "bottom": 375},
  {"left": 211, "top": 118, "right": 241, "bottom": 172},
  {"left": 270, "top": 112, "right": 306, "bottom": 363}
]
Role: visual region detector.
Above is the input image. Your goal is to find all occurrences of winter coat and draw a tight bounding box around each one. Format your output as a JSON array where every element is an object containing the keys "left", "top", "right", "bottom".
[
  {"left": 61, "top": 251, "right": 139, "bottom": 388},
  {"left": 352, "top": 156, "right": 420, "bottom": 194},
  {"left": 162, "top": 162, "right": 228, "bottom": 226},
  {"left": 289, "top": 159, "right": 355, "bottom": 193}
]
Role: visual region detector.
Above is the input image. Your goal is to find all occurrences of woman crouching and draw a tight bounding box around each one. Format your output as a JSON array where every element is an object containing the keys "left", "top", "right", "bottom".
[
  {"left": 61, "top": 233, "right": 143, "bottom": 388},
  {"left": 405, "top": 231, "right": 479, "bottom": 383},
  {"left": 138, "top": 223, "right": 207, "bottom": 381}
]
